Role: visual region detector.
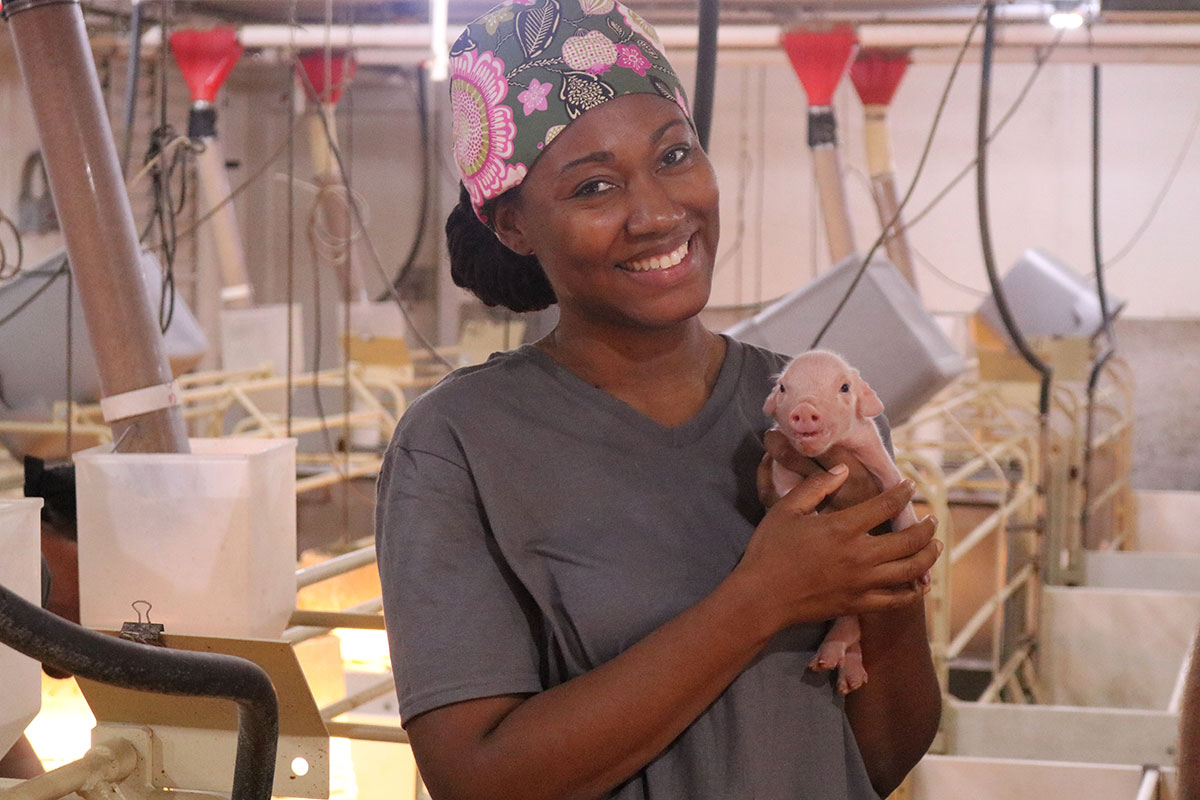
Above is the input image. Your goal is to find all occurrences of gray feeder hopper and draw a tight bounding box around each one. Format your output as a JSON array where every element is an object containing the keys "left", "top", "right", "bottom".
[
  {"left": 0, "top": 248, "right": 207, "bottom": 454},
  {"left": 976, "top": 247, "right": 1124, "bottom": 344},
  {"left": 726, "top": 255, "right": 966, "bottom": 424}
]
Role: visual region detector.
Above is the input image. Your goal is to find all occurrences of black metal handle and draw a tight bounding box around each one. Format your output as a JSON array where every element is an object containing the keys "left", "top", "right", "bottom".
[{"left": 0, "top": 582, "right": 278, "bottom": 800}]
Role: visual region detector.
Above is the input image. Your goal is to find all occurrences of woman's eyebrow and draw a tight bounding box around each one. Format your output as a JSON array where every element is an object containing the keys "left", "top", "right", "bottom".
[
  {"left": 559, "top": 151, "right": 614, "bottom": 174},
  {"left": 650, "top": 119, "right": 686, "bottom": 143},
  {"left": 557, "top": 118, "right": 689, "bottom": 175}
]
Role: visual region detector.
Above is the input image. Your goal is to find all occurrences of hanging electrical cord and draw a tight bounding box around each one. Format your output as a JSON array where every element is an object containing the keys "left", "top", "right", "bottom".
[
  {"left": 844, "top": 162, "right": 989, "bottom": 297},
  {"left": 286, "top": 0, "right": 298, "bottom": 438},
  {"left": 119, "top": 0, "right": 145, "bottom": 178},
  {"left": 976, "top": 1, "right": 1053, "bottom": 418},
  {"left": 809, "top": 0, "right": 988, "bottom": 349},
  {"left": 1081, "top": 62, "right": 1118, "bottom": 541},
  {"left": 380, "top": 65, "right": 431, "bottom": 300},
  {"left": 0, "top": 256, "right": 69, "bottom": 331},
  {"left": 903, "top": 26, "right": 1067, "bottom": 233},
  {"left": 0, "top": 212, "right": 24, "bottom": 281},
  {"left": 1102, "top": 96, "right": 1200, "bottom": 271},
  {"left": 137, "top": 122, "right": 190, "bottom": 333},
  {"left": 693, "top": 0, "right": 719, "bottom": 150},
  {"left": 294, "top": 58, "right": 455, "bottom": 371}
]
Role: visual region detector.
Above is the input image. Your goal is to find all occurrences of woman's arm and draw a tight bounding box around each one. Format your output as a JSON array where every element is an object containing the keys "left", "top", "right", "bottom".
[
  {"left": 845, "top": 603, "right": 941, "bottom": 796},
  {"left": 407, "top": 469, "right": 939, "bottom": 800},
  {"left": 761, "top": 428, "right": 942, "bottom": 796}
]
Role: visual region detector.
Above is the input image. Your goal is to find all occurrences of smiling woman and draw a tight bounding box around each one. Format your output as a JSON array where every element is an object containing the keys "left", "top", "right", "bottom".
[{"left": 375, "top": 0, "right": 943, "bottom": 798}]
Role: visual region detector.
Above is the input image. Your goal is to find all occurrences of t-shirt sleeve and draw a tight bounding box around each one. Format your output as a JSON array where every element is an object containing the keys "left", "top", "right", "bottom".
[{"left": 375, "top": 441, "right": 545, "bottom": 725}]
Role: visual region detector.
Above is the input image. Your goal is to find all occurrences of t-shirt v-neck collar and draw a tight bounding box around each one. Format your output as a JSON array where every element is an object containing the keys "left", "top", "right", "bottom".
[{"left": 512, "top": 335, "right": 746, "bottom": 448}]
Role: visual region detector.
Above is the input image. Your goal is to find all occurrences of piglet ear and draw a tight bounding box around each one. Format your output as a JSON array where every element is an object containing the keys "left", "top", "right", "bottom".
[
  {"left": 853, "top": 372, "right": 884, "bottom": 418},
  {"left": 763, "top": 386, "right": 780, "bottom": 417}
]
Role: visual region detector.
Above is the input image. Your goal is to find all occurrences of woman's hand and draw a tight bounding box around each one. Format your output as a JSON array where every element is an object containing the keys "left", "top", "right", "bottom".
[
  {"left": 757, "top": 427, "right": 881, "bottom": 512},
  {"left": 740, "top": 442, "right": 940, "bottom": 634}
]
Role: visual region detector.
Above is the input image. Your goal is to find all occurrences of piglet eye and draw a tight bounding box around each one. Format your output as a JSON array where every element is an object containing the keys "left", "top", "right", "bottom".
[
  {"left": 778, "top": 384, "right": 786, "bottom": 393},
  {"left": 840, "top": 383, "right": 850, "bottom": 393}
]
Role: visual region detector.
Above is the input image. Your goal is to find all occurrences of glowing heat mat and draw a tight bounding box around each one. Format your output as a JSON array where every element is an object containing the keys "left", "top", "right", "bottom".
[
  {"left": 169, "top": 27, "right": 244, "bottom": 104},
  {"left": 850, "top": 47, "right": 910, "bottom": 108},
  {"left": 779, "top": 25, "right": 858, "bottom": 106},
  {"left": 298, "top": 51, "right": 359, "bottom": 105}
]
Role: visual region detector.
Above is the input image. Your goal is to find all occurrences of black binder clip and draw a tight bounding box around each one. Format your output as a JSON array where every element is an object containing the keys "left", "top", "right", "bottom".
[{"left": 119, "top": 600, "right": 166, "bottom": 647}]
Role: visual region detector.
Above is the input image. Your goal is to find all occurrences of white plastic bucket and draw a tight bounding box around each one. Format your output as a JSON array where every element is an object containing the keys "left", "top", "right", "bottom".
[
  {"left": 0, "top": 498, "right": 44, "bottom": 756},
  {"left": 76, "top": 438, "right": 297, "bottom": 639}
]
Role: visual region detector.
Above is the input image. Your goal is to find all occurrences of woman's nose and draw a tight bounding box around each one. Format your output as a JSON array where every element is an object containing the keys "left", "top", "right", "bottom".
[{"left": 624, "top": 177, "right": 685, "bottom": 236}]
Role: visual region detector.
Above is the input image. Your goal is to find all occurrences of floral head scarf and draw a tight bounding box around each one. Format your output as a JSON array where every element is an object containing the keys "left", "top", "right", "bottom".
[{"left": 450, "top": 0, "right": 693, "bottom": 220}]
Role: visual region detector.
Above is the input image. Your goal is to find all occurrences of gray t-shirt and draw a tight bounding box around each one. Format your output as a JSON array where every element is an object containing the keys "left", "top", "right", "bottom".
[{"left": 375, "top": 336, "right": 879, "bottom": 799}]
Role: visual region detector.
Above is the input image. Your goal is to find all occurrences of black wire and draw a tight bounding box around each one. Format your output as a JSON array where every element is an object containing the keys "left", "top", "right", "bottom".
[
  {"left": 0, "top": 213, "right": 23, "bottom": 281},
  {"left": 380, "top": 65, "right": 431, "bottom": 300},
  {"left": 294, "top": 57, "right": 455, "bottom": 371},
  {"left": 1082, "top": 63, "right": 1117, "bottom": 539},
  {"left": 693, "top": 0, "right": 719, "bottom": 150},
  {"left": 903, "top": 27, "right": 1067, "bottom": 234},
  {"left": 1102, "top": 98, "right": 1200, "bottom": 271},
  {"left": 809, "top": 0, "right": 987, "bottom": 350},
  {"left": 0, "top": 256, "right": 68, "bottom": 330},
  {"left": 976, "top": 1, "right": 1053, "bottom": 417}
]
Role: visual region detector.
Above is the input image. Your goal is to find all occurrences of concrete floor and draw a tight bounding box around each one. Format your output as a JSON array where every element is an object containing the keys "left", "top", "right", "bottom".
[{"left": 1113, "top": 318, "right": 1200, "bottom": 492}]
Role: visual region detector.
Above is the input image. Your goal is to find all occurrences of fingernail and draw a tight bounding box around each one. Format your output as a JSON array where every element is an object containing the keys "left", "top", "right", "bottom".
[
  {"left": 830, "top": 463, "right": 849, "bottom": 476},
  {"left": 925, "top": 514, "right": 939, "bottom": 529},
  {"left": 934, "top": 539, "right": 944, "bottom": 555}
]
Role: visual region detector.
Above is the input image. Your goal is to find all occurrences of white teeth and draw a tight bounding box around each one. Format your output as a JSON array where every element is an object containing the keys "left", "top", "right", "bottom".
[{"left": 623, "top": 240, "right": 689, "bottom": 272}]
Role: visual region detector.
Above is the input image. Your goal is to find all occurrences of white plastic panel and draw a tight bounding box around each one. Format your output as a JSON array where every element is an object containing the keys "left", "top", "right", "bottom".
[
  {"left": 76, "top": 438, "right": 297, "bottom": 639},
  {"left": 0, "top": 499, "right": 44, "bottom": 755}
]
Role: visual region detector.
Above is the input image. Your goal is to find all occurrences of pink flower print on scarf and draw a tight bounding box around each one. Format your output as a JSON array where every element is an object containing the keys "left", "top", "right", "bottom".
[
  {"left": 518, "top": 78, "right": 553, "bottom": 115},
  {"left": 615, "top": 44, "right": 649, "bottom": 76},
  {"left": 450, "top": 49, "right": 528, "bottom": 215}
]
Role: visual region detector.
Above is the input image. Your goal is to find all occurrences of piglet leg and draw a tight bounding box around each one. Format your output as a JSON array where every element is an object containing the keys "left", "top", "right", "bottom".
[{"left": 810, "top": 614, "right": 867, "bottom": 694}]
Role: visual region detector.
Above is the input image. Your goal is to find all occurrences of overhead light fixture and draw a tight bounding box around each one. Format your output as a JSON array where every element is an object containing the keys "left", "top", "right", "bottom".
[
  {"left": 1049, "top": 10, "right": 1084, "bottom": 28},
  {"left": 1047, "top": 0, "right": 1095, "bottom": 29}
]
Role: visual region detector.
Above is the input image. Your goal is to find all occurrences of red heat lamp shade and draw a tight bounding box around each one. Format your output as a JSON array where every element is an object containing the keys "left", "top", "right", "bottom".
[
  {"left": 850, "top": 48, "right": 911, "bottom": 107},
  {"left": 780, "top": 25, "right": 858, "bottom": 107},
  {"left": 169, "top": 27, "right": 244, "bottom": 104},
  {"left": 297, "top": 51, "right": 358, "bottom": 106}
]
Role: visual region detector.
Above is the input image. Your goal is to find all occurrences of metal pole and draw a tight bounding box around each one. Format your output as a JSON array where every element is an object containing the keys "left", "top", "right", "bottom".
[{"left": 6, "top": 0, "right": 190, "bottom": 454}]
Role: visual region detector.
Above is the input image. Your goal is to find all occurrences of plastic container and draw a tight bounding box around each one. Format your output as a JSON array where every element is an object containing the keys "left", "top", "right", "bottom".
[
  {"left": 76, "top": 438, "right": 297, "bottom": 639},
  {"left": 725, "top": 255, "right": 966, "bottom": 424},
  {"left": 976, "top": 247, "right": 1123, "bottom": 343},
  {"left": 0, "top": 499, "right": 44, "bottom": 756},
  {"left": 219, "top": 303, "right": 304, "bottom": 375}
]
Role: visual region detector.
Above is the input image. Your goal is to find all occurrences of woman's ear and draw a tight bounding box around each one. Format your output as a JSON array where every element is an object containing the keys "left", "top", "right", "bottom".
[{"left": 491, "top": 196, "right": 534, "bottom": 256}]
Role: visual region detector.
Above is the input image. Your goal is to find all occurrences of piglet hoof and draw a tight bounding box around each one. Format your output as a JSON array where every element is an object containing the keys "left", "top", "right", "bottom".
[
  {"left": 838, "top": 653, "right": 868, "bottom": 695},
  {"left": 809, "top": 640, "right": 847, "bottom": 673}
]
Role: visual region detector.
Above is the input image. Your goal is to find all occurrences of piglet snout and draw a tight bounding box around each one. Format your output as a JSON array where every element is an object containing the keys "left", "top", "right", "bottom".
[{"left": 789, "top": 403, "right": 821, "bottom": 429}]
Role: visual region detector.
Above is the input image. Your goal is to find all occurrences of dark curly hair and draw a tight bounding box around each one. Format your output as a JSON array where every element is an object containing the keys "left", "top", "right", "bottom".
[{"left": 445, "top": 183, "right": 557, "bottom": 313}]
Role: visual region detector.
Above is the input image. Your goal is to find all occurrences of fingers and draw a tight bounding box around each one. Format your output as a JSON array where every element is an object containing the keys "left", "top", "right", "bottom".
[
  {"left": 757, "top": 452, "right": 779, "bottom": 507},
  {"left": 763, "top": 428, "right": 824, "bottom": 479},
  {"left": 828, "top": 479, "right": 916, "bottom": 534},
  {"left": 776, "top": 463, "right": 851, "bottom": 515}
]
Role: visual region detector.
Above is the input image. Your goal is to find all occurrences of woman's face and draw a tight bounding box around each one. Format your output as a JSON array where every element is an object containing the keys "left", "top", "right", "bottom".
[{"left": 494, "top": 93, "right": 719, "bottom": 333}]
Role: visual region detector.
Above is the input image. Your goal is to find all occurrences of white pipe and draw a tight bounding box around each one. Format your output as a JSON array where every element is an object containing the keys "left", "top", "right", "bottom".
[
  {"left": 193, "top": 137, "right": 252, "bottom": 310},
  {"left": 3, "top": 740, "right": 138, "bottom": 800},
  {"left": 137, "top": 21, "right": 1200, "bottom": 52},
  {"left": 295, "top": 543, "right": 376, "bottom": 589}
]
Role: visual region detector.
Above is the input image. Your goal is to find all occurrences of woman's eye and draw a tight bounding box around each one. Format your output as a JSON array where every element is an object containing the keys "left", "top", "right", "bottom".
[
  {"left": 573, "top": 179, "right": 615, "bottom": 198},
  {"left": 662, "top": 145, "right": 691, "bottom": 167}
]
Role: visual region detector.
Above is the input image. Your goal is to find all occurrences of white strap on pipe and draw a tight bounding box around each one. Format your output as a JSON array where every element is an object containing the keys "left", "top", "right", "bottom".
[
  {"left": 220, "top": 283, "right": 252, "bottom": 302},
  {"left": 100, "top": 380, "right": 181, "bottom": 423}
]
